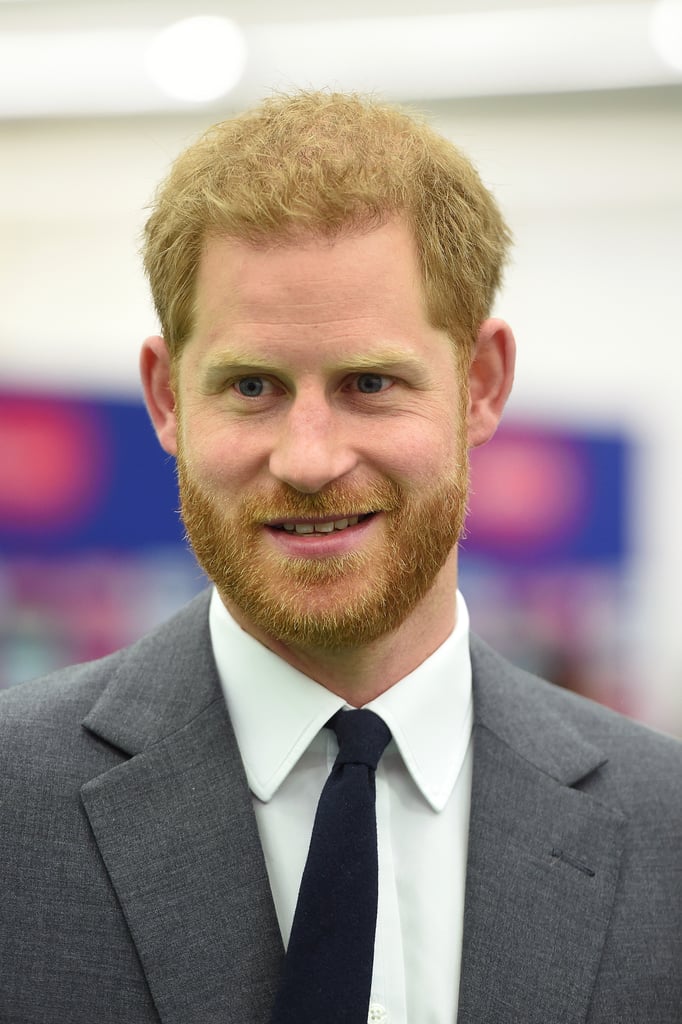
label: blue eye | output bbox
[236,377,265,397]
[356,374,389,394]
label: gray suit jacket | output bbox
[1,590,680,1023]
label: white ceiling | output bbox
[0,0,653,21]
[1,0,680,118]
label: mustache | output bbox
[238,480,403,522]
[176,460,403,524]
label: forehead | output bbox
[193,219,427,327]
[182,218,464,385]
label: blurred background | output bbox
[1,0,681,735]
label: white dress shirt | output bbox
[209,588,473,1024]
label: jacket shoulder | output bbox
[0,653,122,765]
[0,589,213,767]
[470,633,682,814]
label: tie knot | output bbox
[328,709,391,771]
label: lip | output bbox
[263,512,379,558]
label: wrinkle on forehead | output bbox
[195,219,425,315]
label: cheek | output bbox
[179,420,262,492]
[368,420,465,486]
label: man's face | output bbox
[172,219,471,650]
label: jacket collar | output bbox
[81,590,283,1024]
[469,633,608,785]
[457,636,626,1024]
[82,589,219,755]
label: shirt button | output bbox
[368,1003,388,1023]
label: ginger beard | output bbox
[176,442,470,652]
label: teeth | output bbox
[280,515,364,535]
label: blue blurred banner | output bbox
[0,389,204,686]
[1,389,632,715]
[1,391,184,552]
[466,423,628,566]
[0,391,629,561]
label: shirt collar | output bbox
[209,588,473,812]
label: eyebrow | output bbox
[199,346,428,390]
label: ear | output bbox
[467,317,516,448]
[140,335,178,456]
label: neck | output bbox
[223,553,459,705]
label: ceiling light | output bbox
[650,0,682,72]
[144,16,247,103]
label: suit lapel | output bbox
[457,638,626,1024]
[80,592,283,1024]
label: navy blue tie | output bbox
[269,708,392,1024]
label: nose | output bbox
[268,394,358,494]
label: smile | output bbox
[269,513,374,535]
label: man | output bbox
[0,92,679,1024]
